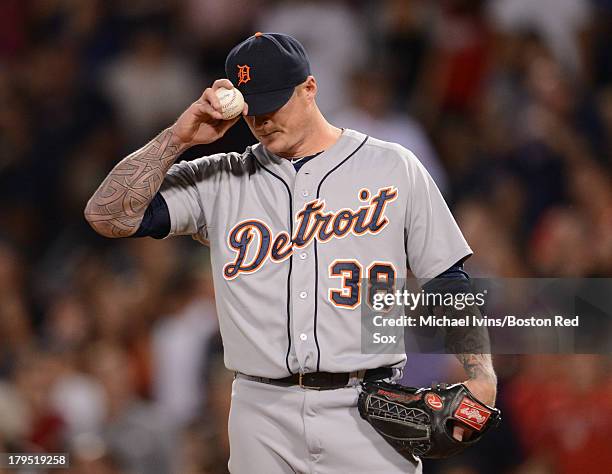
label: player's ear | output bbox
[301,76,317,100]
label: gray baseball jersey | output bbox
[160,128,471,379]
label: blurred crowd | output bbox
[0,1,610,473]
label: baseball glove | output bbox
[358,381,501,459]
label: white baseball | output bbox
[215,87,245,120]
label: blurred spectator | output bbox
[152,268,218,428]
[102,26,200,145]
[333,68,448,192]
[371,0,433,104]
[49,369,105,441]
[17,37,113,252]
[43,295,92,351]
[455,199,524,277]
[11,351,65,452]
[0,242,33,377]
[506,355,612,474]
[486,0,593,78]
[181,0,263,79]
[182,0,261,43]
[0,381,30,451]
[529,208,594,276]
[256,0,367,115]
[417,0,491,124]
[89,342,177,474]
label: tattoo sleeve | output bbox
[446,327,496,381]
[427,295,497,383]
[84,129,184,238]
[444,305,496,382]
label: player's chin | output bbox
[260,132,284,152]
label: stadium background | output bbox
[0,0,611,473]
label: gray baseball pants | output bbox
[228,375,422,474]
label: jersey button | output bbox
[299,252,307,260]
[299,291,308,299]
[301,190,309,198]
[300,333,308,341]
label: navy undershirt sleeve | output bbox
[422,261,471,294]
[132,192,171,239]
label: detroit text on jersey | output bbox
[223,186,398,280]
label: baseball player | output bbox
[85,33,497,473]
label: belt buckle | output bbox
[298,372,321,390]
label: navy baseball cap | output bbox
[225,32,311,116]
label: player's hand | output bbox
[169,79,249,147]
[452,378,497,441]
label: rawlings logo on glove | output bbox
[358,381,501,460]
[454,397,491,430]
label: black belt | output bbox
[237,367,393,390]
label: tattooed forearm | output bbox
[84,129,185,238]
[455,352,496,382]
[429,302,497,383]
[445,312,497,383]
